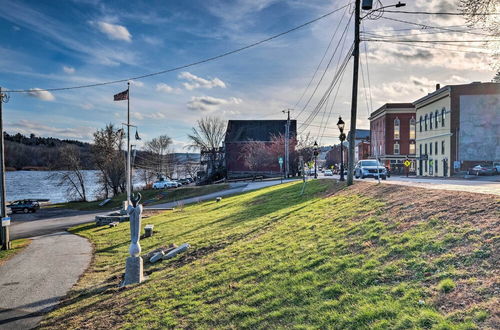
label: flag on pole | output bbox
[113,89,128,101]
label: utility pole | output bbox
[283,109,291,178]
[347,0,361,186]
[0,87,11,250]
[126,82,131,205]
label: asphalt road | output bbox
[0,232,92,330]
[319,174,500,195]
[9,209,103,240]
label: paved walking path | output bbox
[0,232,92,330]
[147,180,296,209]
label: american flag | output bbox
[113,89,128,101]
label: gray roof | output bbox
[347,129,370,141]
[225,120,297,143]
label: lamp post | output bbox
[337,117,346,182]
[313,141,319,179]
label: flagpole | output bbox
[127,82,131,206]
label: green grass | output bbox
[0,238,31,265]
[41,180,499,329]
[48,184,230,211]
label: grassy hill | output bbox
[41,180,499,329]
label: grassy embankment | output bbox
[48,184,230,211]
[41,180,499,329]
[0,238,31,265]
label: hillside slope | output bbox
[41,181,499,329]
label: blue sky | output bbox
[0,0,497,150]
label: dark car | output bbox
[8,200,40,213]
[468,164,497,176]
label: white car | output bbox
[153,180,181,189]
[324,169,333,176]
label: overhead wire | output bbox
[382,10,500,16]
[6,3,351,93]
[294,11,354,121]
[293,3,350,109]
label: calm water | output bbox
[5,170,147,203]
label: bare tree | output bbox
[187,116,226,180]
[183,161,201,180]
[240,140,272,175]
[143,135,173,178]
[92,124,126,198]
[50,145,88,201]
[460,0,499,69]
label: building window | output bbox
[441,108,446,127]
[435,110,439,127]
[442,141,445,154]
[425,143,428,155]
[430,113,433,130]
[394,118,400,140]
[435,159,438,174]
[425,114,428,131]
[425,160,428,172]
[394,142,400,155]
[430,142,434,155]
[435,141,438,155]
[419,143,422,155]
[419,116,423,132]
[409,141,416,154]
[410,118,416,139]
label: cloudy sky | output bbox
[0,0,497,150]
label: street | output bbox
[319,173,500,196]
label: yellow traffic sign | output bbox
[404,160,411,167]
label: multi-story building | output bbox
[414,82,500,177]
[369,103,416,174]
[347,129,370,162]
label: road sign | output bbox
[403,160,411,167]
[278,157,283,165]
[2,217,10,227]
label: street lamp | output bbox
[337,116,346,182]
[313,141,319,179]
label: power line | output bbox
[293,3,350,109]
[382,41,493,55]
[294,12,354,120]
[379,16,495,37]
[7,3,351,93]
[364,39,500,43]
[383,10,500,16]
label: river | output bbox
[5,170,147,203]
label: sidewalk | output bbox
[0,232,92,329]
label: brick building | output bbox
[224,120,297,178]
[414,82,500,177]
[369,103,416,174]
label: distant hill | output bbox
[3,133,200,171]
[4,133,94,170]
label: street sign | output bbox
[2,217,10,227]
[403,160,411,167]
[278,157,283,165]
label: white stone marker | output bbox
[122,193,145,286]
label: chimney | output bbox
[436,83,440,90]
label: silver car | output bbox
[354,160,387,180]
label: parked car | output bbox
[8,200,40,213]
[324,169,333,176]
[468,164,497,176]
[354,160,387,180]
[152,180,181,189]
[178,178,190,185]
[493,162,500,173]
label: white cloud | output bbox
[95,21,132,42]
[129,80,144,87]
[63,65,75,74]
[156,83,181,94]
[8,119,94,140]
[131,111,167,120]
[179,72,226,90]
[187,96,242,111]
[27,88,55,101]
[80,103,94,110]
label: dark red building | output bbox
[369,103,416,174]
[224,120,297,178]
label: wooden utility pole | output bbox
[0,87,11,250]
[347,0,361,185]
